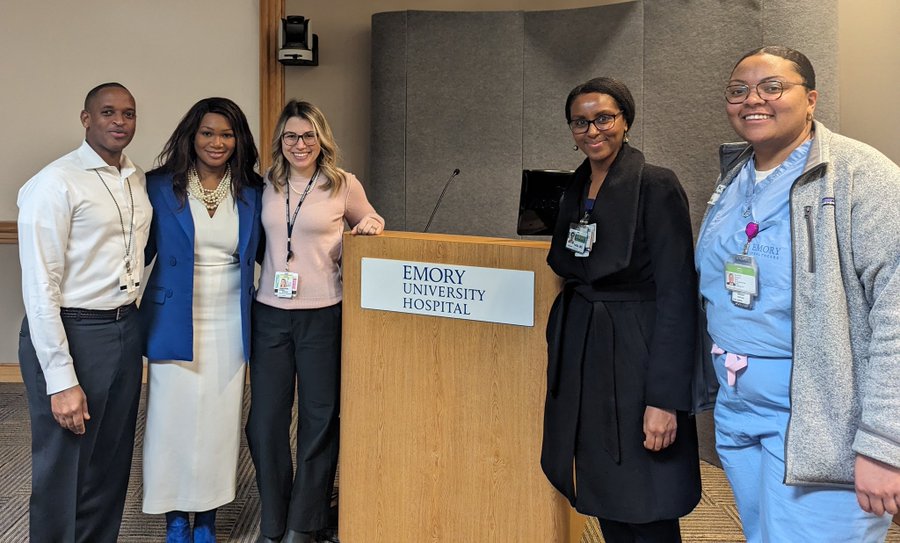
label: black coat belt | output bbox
[542,281,655,502]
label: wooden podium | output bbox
[339,231,585,542]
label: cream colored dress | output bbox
[142,192,245,513]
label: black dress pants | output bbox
[18,312,143,543]
[598,517,683,543]
[246,301,341,538]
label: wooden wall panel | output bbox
[260,0,285,173]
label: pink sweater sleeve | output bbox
[343,173,384,229]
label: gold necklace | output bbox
[187,165,232,210]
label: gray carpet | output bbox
[0,383,264,542]
[1,383,897,542]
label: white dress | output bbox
[142,192,246,514]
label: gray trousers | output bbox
[19,312,143,543]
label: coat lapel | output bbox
[587,144,644,276]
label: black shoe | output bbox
[316,528,340,543]
[281,530,315,543]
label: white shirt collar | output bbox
[75,139,137,178]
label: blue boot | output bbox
[193,509,217,543]
[166,511,192,543]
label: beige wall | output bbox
[0,0,260,220]
[0,0,259,365]
[284,0,899,184]
[838,0,900,162]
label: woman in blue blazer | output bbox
[139,97,263,543]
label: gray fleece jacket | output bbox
[708,122,900,486]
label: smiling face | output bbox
[569,92,627,171]
[81,86,136,167]
[726,53,817,165]
[281,116,320,178]
[193,112,235,176]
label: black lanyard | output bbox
[284,169,319,265]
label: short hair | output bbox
[733,46,817,90]
[83,82,130,110]
[565,77,636,129]
[149,97,261,204]
[268,100,345,195]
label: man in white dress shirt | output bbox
[17,82,152,543]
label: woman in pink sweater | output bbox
[247,100,384,543]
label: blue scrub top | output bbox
[696,141,812,358]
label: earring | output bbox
[623,132,629,143]
[807,112,813,122]
[573,145,578,151]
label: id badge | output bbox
[574,223,596,257]
[724,254,758,309]
[567,223,594,254]
[274,271,299,299]
[119,272,139,293]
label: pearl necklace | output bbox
[187,165,232,210]
[287,174,316,194]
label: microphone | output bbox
[423,168,460,233]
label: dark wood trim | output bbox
[0,221,16,244]
[260,0,285,174]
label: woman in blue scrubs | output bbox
[696,46,900,542]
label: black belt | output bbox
[547,282,656,394]
[545,281,656,468]
[60,302,136,321]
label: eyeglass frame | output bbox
[724,80,809,104]
[568,112,623,134]
[281,131,318,146]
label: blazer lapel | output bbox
[236,186,254,258]
[160,175,194,242]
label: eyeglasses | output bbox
[724,80,808,104]
[568,112,622,134]
[281,131,318,146]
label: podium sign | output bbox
[360,257,535,326]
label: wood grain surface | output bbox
[339,231,584,542]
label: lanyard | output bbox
[284,169,319,266]
[581,178,596,224]
[94,170,135,274]
[580,200,594,225]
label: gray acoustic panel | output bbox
[370,11,409,230]
[523,2,644,172]
[370,1,841,240]
[762,0,839,129]
[405,11,524,236]
[644,0,762,233]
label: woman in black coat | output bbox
[542,77,701,543]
